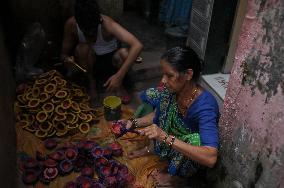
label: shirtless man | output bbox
[61,0,143,103]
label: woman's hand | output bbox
[138,124,167,142]
[118,119,133,130]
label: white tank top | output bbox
[77,24,118,55]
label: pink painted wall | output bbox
[217,0,284,187]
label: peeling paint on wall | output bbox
[242,0,284,102]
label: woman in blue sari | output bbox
[126,46,219,185]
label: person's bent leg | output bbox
[112,48,128,68]
[74,43,98,103]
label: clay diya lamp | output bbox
[36,151,46,161]
[62,142,75,149]
[111,121,127,138]
[65,148,78,161]
[103,175,117,188]
[64,181,77,188]
[23,157,38,169]
[43,167,58,180]
[83,140,97,151]
[76,140,86,149]
[108,159,119,167]
[59,160,73,175]
[49,150,65,161]
[102,147,112,159]
[118,164,129,177]
[91,146,103,159]
[124,173,135,185]
[73,156,85,172]
[76,176,93,188]
[44,158,58,168]
[117,172,135,188]
[44,138,58,150]
[109,142,123,157]
[111,164,119,176]
[94,157,108,168]
[92,182,104,188]
[81,166,94,178]
[22,169,38,185]
[99,166,112,178]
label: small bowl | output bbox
[76,176,93,188]
[73,157,85,172]
[44,138,58,150]
[64,181,77,188]
[22,169,38,185]
[83,140,97,151]
[94,157,108,168]
[65,148,78,161]
[111,121,127,138]
[43,167,58,180]
[59,160,73,175]
[81,166,94,178]
[49,150,65,161]
[93,182,104,188]
[118,164,129,176]
[91,147,103,158]
[23,157,38,169]
[109,142,123,157]
[44,159,57,168]
[103,176,117,187]
[99,166,112,178]
[102,147,112,159]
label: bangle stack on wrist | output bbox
[168,135,176,147]
[162,134,176,147]
[162,134,169,143]
[129,118,138,129]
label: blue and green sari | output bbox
[140,86,219,177]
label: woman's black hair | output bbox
[161,46,203,81]
[74,0,102,35]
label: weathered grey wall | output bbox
[0,27,16,188]
[212,0,284,187]
[3,0,72,62]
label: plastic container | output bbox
[103,96,122,121]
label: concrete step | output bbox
[133,76,161,92]
[130,51,163,82]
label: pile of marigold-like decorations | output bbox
[19,139,134,188]
[14,70,102,138]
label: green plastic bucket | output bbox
[103,96,122,121]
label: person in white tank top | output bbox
[61,0,143,105]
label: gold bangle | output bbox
[168,135,175,147]
[162,134,169,143]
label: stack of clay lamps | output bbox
[19,140,134,187]
[15,70,103,139]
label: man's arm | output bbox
[103,16,143,80]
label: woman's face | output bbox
[160,59,187,93]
